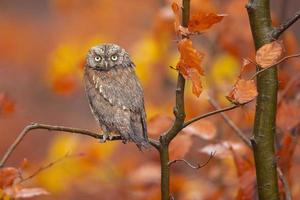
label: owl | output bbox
[84,43,149,150]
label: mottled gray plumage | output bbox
[84,43,149,150]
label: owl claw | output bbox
[108,135,114,140]
[99,133,108,143]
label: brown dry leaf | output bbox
[147,115,173,136]
[255,41,284,68]
[227,79,258,104]
[183,119,217,140]
[277,101,300,131]
[177,38,205,75]
[14,187,49,199]
[0,93,15,115]
[188,12,225,33]
[169,134,192,160]
[0,167,19,188]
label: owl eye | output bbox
[94,56,101,62]
[111,55,118,61]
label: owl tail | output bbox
[129,133,151,151]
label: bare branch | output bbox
[250,53,300,80]
[272,10,300,39]
[0,123,159,168]
[168,151,215,169]
[182,104,240,129]
[208,97,251,147]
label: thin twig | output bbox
[182,104,240,129]
[208,97,251,147]
[168,151,215,169]
[0,123,159,168]
[277,167,292,200]
[272,10,300,39]
[250,53,300,80]
[19,153,79,183]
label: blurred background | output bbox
[0,0,299,199]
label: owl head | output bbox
[86,43,133,71]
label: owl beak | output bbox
[104,61,108,69]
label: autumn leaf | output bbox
[0,93,15,115]
[227,79,258,104]
[0,167,19,189]
[188,12,225,33]
[171,2,181,33]
[188,68,203,97]
[255,41,284,68]
[183,119,217,140]
[177,39,205,97]
[177,38,204,75]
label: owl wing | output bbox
[97,68,148,144]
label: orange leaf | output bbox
[189,68,203,97]
[0,93,15,115]
[0,167,19,188]
[177,38,205,75]
[171,2,181,33]
[183,119,216,140]
[188,12,225,32]
[227,79,258,104]
[255,41,284,68]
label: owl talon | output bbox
[99,134,108,143]
[108,135,114,140]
